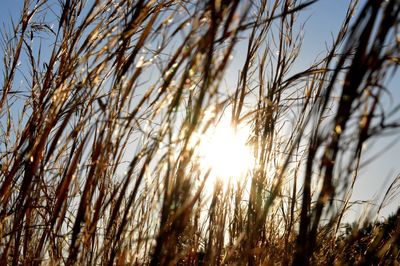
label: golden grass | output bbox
[0,0,399,265]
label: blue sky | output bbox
[1,0,399,221]
[300,0,400,220]
[0,1,23,25]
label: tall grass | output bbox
[1,0,399,265]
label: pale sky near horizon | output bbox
[1,0,399,222]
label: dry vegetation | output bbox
[1,0,400,265]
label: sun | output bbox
[195,119,254,183]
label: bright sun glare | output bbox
[195,119,254,182]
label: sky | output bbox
[1,0,399,222]
[226,0,400,222]
[300,0,400,221]
[308,1,400,221]
[0,0,23,25]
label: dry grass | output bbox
[1,0,400,265]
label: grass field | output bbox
[0,0,399,265]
